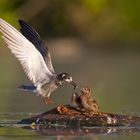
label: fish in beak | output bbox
[70,81,77,89]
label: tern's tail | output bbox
[18,85,37,93]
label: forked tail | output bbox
[18,85,37,93]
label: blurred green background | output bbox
[0,0,140,114]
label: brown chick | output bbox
[80,87,99,113]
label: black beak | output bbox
[70,81,77,89]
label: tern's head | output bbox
[57,73,77,88]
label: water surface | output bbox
[1,50,140,139]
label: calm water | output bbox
[0,112,140,140]
[0,113,140,140]
[1,45,140,139]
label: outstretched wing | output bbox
[18,20,55,74]
[0,18,53,86]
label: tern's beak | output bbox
[70,81,77,89]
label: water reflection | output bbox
[0,112,140,139]
[27,126,140,136]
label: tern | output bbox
[0,18,77,104]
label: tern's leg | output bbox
[42,96,53,105]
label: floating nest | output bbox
[19,88,140,129]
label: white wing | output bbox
[0,18,53,86]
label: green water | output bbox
[0,121,140,140]
[0,113,140,140]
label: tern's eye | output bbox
[67,77,72,81]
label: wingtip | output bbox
[18,19,22,23]
[18,19,26,25]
